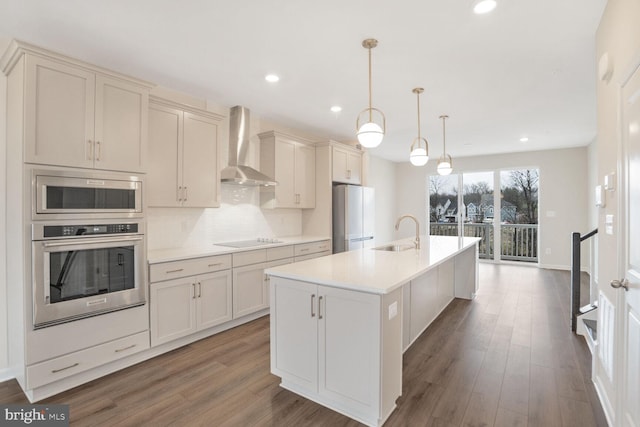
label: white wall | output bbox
[367,155,398,245]
[394,146,590,270]
[0,36,9,379]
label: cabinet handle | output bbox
[347,169,351,179]
[318,296,323,319]
[51,362,79,374]
[311,294,316,317]
[177,186,183,202]
[86,140,93,160]
[208,262,223,267]
[264,274,270,283]
[115,344,136,353]
[184,186,188,201]
[192,283,197,299]
[300,248,310,252]
[96,141,101,161]
[165,268,184,274]
[197,282,202,298]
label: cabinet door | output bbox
[346,151,362,185]
[196,270,232,330]
[318,285,380,412]
[295,144,315,208]
[409,268,438,343]
[232,263,268,318]
[182,112,220,207]
[148,104,182,207]
[94,75,148,172]
[274,139,296,207]
[24,55,95,168]
[270,278,318,390]
[150,278,197,346]
[332,147,348,183]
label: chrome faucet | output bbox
[395,214,420,249]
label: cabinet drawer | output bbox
[267,245,294,261]
[149,254,231,283]
[26,331,149,389]
[232,249,267,267]
[295,250,332,263]
[294,240,331,257]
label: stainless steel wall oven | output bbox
[30,169,146,329]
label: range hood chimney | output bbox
[221,106,277,186]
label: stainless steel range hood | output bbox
[221,106,277,186]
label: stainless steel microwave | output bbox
[32,169,143,220]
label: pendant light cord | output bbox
[416,92,422,139]
[368,46,373,122]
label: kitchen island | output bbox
[265,235,479,427]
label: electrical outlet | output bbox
[388,301,398,320]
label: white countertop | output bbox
[265,236,480,295]
[147,235,331,264]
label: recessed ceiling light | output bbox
[473,0,497,14]
[520,137,529,142]
[330,106,342,113]
[265,74,280,83]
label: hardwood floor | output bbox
[0,264,607,426]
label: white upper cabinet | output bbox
[332,144,362,185]
[259,131,316,209]
[147,98,224,208]
[22,53,149,172]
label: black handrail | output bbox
[571,228,598,332]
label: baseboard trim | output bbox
[0,366,16,382]
[593,375,615,427]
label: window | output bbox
[429,168,539,263]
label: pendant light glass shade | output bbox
[356,39,385,148]
[437,115,453,175]
[409,88,429,166]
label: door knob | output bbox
[610,278,629,291]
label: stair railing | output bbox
[571,228,598,332]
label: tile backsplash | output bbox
[147,185,302,250]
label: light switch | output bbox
[546,210,557,218]
[606,214,614,235]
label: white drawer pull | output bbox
[208,263,223,267]
[51,362,79,373]
[300,248,310,252]
[165,268,184,274]
[115,344,136,353]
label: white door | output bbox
[232,263,268,318]
[150,278,197,346]
[147,104,182,207]
[618,62,640,427]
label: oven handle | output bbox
[42,235,144,248]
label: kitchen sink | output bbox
[373,243,416,252]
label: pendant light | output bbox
[356,39,386,148]
[409,88,429,166]
[437,115,453,175]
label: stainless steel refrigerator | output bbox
[332,184,375,253]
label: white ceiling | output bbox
[0,0,607,163]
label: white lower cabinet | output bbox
[232,262,269,319]
[150,269,232,347]
[271,277,401,426]
[26,331,149,389]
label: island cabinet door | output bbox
[318,285,381,416]
[271,278,319,390]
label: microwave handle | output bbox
[42,235,144,248]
